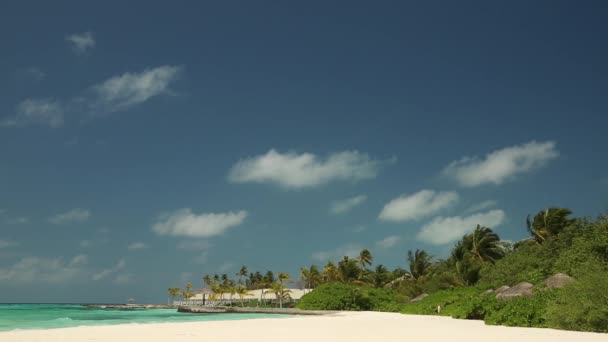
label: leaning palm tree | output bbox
[235,286,252,306]
[372,265,389,288]
[407,249,433,281]
[167,287,181,305]
[527,207,574,243]
[357,249,373,270]
[465,225,505,263]
[270,282,292,308]
[237,265,248,285]
[277,272,290,285]
[322,261,338,282]
[202,274,213,288]
[300,266,311,291]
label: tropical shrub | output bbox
[484,291,557,327]
[479,243,553,287]
[400,286,486,317]
[545,264,608,332]
[297,282,399,311]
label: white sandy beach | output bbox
[1,312,605,342]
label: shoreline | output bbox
[1,312,605,342]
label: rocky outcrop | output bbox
[496,282,534,301]
[544,273,575,289]
[494,285,511,294]
[410,293,429,302]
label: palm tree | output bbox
[211,283,224,304]
[202,274,213,287]
[235,286,252,306]
[407,249,433,281]
[337,256,360,283]
[322,261,338,282]
[270,282,292,308]
[527,207,574,243]
[465,225,505,263]
[237,265,248,285]
[300,266,311,291]
[357,249,373,269]
[185,282,193,299]
[372,264,389,288]
[300,265,321,292]
[167,287,181,305]
[278,272,290,284]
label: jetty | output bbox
[177,306,336,316]
[83,304,175,309]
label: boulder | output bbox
[544,273,575,289]
[496,282,534,301]
[481,289,494,295]
[410,293,429,302]
[494,285,511,294]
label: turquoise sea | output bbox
[0,304,286,331]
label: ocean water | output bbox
[0,304,286,331]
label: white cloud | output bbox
[312,243,362,262]
[417,209,506,245]
[376,235,401,249]
[193,252,209,264]
[152,209,247,238]
[463,200,498,214]
[0,239,18,249]
[443,141,559,187]
[127,242,148,250]
[49,208,91,225]
[228,149,390,189]
[1,98,64,128]
[79,238,109,248]
[180,272,193,283]
[379,190,459,222]
[65,31,95,54]
[113,273,133,285]
[92,65,181,111]
[330,195,367,214]
[5,217,29,224]
[177,240,212,250]
[352,225,366,233]
[21,67,46,82]
[218,261,235,273]
[92,259,126,281]
[0,254,88,284]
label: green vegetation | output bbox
[170,208,608,333]
[297,283,403,311]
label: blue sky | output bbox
[1,1,607,303]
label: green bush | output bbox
[400,286,485,317]
[484,291,557,327]
[479,243,553,287]
[545,265,608,332]
[297,282,400,311]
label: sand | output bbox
[1,311,605,342]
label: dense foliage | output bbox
[297,282,404,311]
[172,208,608,333]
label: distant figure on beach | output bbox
[437,305,441,314]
